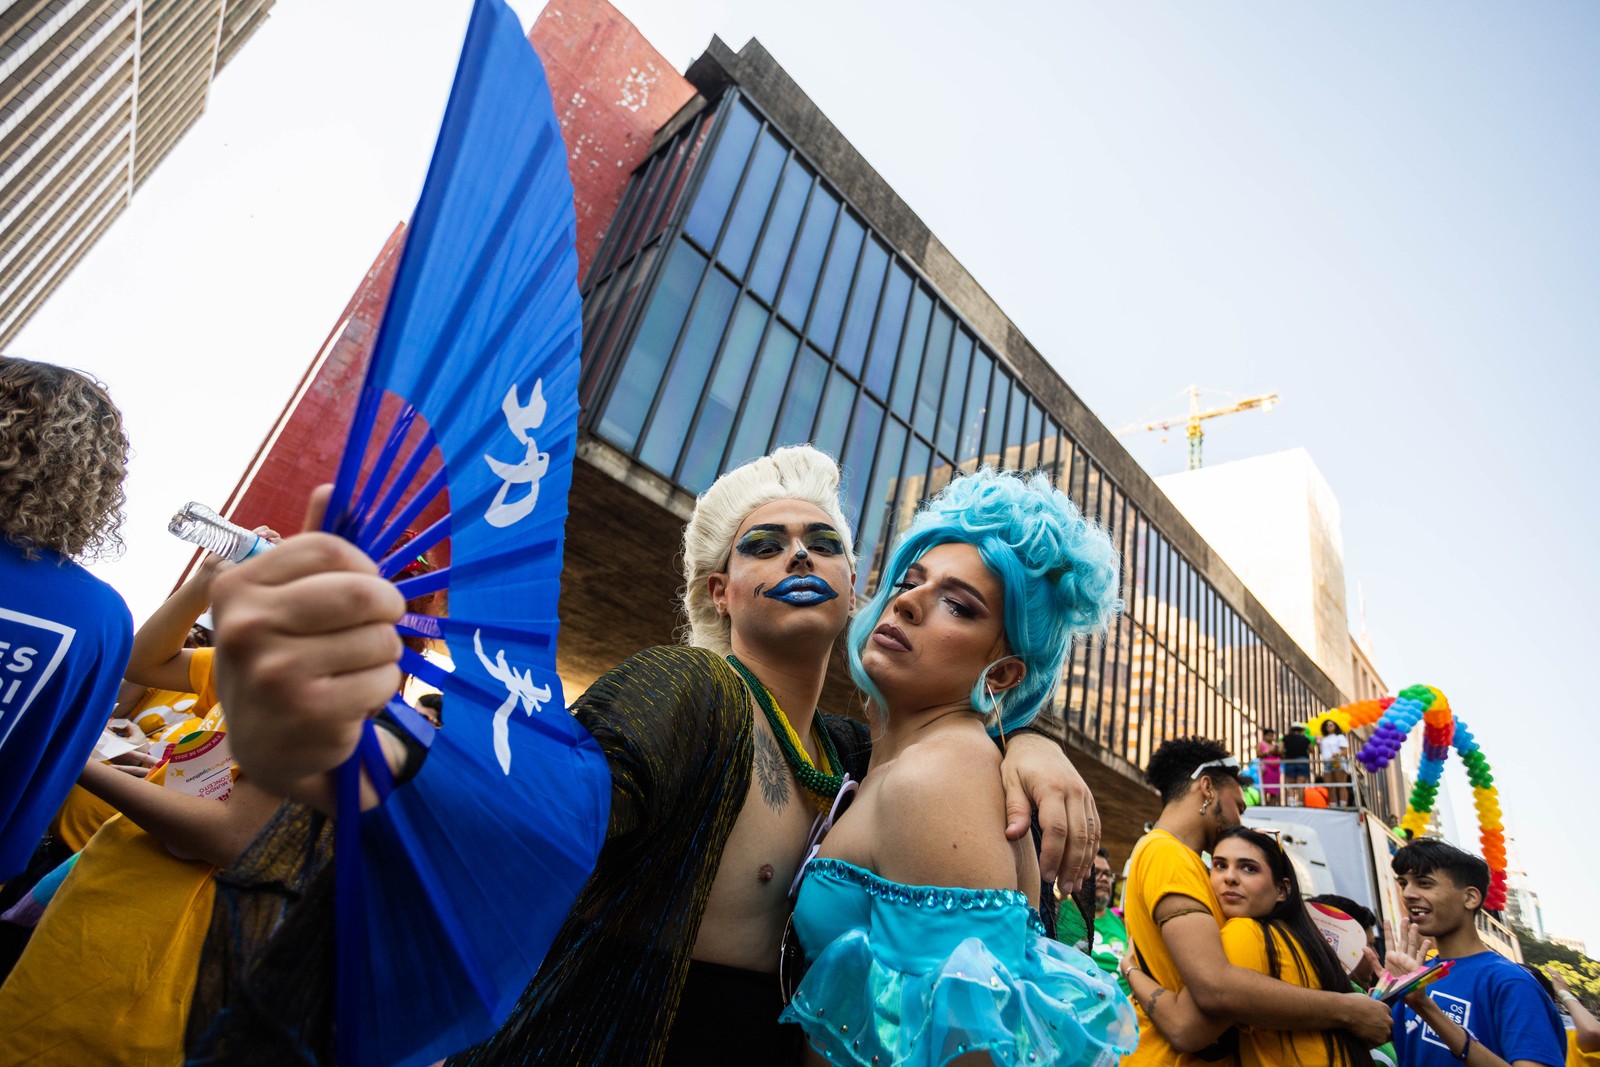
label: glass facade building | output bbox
[577,84,1348,777]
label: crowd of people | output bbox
[1246,720,1352,808]
[1,352,1595,1067]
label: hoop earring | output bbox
[985,676,1006,747]
[1200,801,1211,816]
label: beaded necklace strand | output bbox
[726,655,843,811]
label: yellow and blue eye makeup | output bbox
[734,522,846,559]
[734,527,788,557]
[801,524,846,556]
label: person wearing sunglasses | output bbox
[1124,826,1373,1066]
[1119,738,1393,1066]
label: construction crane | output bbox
[1114,385,1280,470]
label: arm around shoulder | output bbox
[1163,910,1392,1044]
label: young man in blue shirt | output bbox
[1387,839,1563,1067]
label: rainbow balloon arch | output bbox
[1305,684,1507,911]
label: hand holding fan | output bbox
[1371,959,1454,1003]
[318,3,610,1064]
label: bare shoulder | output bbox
[873,727,1013,891]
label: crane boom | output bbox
[1114,385,1280,470]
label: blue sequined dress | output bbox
[780,858,1138,1066]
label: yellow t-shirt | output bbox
[1571,1030,1600,1067]
[1125,828,1231,1067]
[1221,917,1338,1067]
[48,785,119,853]
[0,809,217,1065]
[50,659,215,851]
[0,679,229,1067]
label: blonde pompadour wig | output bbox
[680,445,855,655]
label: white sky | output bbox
[14,0,1599,953]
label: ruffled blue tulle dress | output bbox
[780,857,1138,1066]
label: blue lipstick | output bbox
[763,575,838,606]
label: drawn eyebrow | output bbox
[942,576,989,608]
[803,523,840,535]
[900,562,990,608]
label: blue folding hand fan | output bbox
[320,3,609,1065]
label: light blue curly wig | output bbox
[847,468,1122,737]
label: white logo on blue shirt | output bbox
[1421,991,1471,1050]
[0,607,76,736]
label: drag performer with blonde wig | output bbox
[782,468,1138,1066]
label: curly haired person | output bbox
[0,356,133,879]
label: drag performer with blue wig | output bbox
[780,468,1138,1066]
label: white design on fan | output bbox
[483,380,550,528]
[474,628,552,774]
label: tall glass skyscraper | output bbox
[0,0,274,346]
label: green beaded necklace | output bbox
[727,655,844,810]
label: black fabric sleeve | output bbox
[571,645,747,839]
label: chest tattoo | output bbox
[754,728,791,812]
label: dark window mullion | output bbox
[695,111,767,264]
[796,200,847,343]
[581,234,668,429]
[602,130,678,284]
[927,313,961,473]
[585,164,649,292]
[795,201,851,442]
[815,217,875,468]
[1187,565,1200,738]
[833,251,904,563]
[897,286,937,481]
[1171,543,1184,742]
[1203,582,1216,743]
[628,246,715,462]
[710,141,810,478]
[757,172,826,454]
[959,352,993,470]
[640,111,712,251]
[1134,524,1156,765]
[1083,468,1107,734]
[1213,587,1225,746]
[671,260,758,486]
[1088,489,1126,748]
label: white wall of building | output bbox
[1157,448,1355,697]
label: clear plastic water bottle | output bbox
[168,502,271,563]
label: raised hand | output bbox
[212,486,405,803]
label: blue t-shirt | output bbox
[0,540,132,879]
[1392,948,1564,1067]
